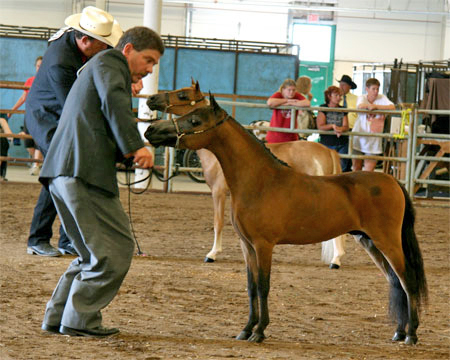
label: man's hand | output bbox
[125,147,153,168]
[131,80,143,96]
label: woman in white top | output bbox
[352,78,395,172]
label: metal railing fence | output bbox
[1,81,448,198]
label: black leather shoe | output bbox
[42,323,60,334]
[58,244,78,256]
[60,325,120,337]
[27,243,61,257]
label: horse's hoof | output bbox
[392,331,406,342]
[248,332,265,343]
[329,263,340,269]
[204,257,215,263]
[236,331,252,340]
[405,335,418,345]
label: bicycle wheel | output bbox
[183,149,205,183]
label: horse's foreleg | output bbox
[204,188,226,262]
[247,245,273,343]
[236,239,259,341]
[236,266,259,341]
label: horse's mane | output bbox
[230,116,290,168]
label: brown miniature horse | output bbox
[145,96,427,345]
[147,80,346,268]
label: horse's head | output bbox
[145,94,228,150]
[146,79,208,116]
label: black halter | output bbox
[172,114,231,148]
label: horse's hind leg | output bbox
[355,234,408,341]
[379,239,424,345]
[354,234,390,280]
[356,233,420,345]
[328,235,346,269]
[204,187,226,262]
[236,238,260,341]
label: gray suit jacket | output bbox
[40,49,144,196]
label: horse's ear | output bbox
[195,80,200,91]
[191,77,195,86]
[209,92,220,111]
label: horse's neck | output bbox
[206,118,281,193]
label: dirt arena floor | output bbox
[0,182,449,360]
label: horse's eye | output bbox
[177,92,188,101]
[190,117,200,126]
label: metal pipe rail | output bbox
[191,99,449,197]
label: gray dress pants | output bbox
[43,176,134,330]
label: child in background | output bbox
[266,78,310,143]
[352,78,395,172]
[8,56,43,175]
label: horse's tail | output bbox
[388,184,428,323]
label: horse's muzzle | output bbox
[144,123,177,148]
[146,95,166,111]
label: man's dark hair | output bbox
[73,30,95,41]
[115,26,165,55]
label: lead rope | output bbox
[118,161,180,256]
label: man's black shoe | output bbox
[27,243,61,257]
[60,325,120,337]
[42,323,60,334]
[58,244,78,256]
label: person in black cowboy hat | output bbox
[337,75,358,131]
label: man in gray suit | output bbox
[39,26,164,337]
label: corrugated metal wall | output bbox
[0,37,48,158]
[1,37,299,159]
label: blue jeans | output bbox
[27,185,70,247]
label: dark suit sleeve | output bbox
[93,53,144,155]
[47,63,78,108]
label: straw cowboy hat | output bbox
[64,6,122,47]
